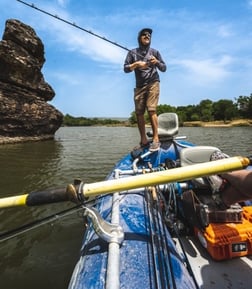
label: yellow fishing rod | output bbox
[78,156,251,197]
[0,187,77,208]
[0,156,250,209]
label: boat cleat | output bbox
[83,207,124,244]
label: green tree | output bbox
[176,105,199,121]
[156,104,176,115]
[129,111,149,124]
[235,94,252,118]
[128,94,252,125]
[212,99,238,121]
[198,99,213,121]
[129,111,138,125]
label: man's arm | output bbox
[124,50,148,72]
[151,50,166,72]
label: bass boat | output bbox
[10,3,251,286]
[1,113,251,288]
[67,113,252,289]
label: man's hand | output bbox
[149,56,159,66]
[129,61,148,70]
[136,61,148,69]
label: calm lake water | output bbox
[0,126,251,289]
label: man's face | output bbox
[140,32,151,45]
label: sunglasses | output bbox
[141,32,151,37]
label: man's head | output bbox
[138,28,152,47]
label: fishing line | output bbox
[0,204,84,243]
[0,191,113,243]
[16,0,135,54]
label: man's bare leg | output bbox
[149,111,159,143]
[136,113,149,145]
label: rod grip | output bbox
[26,188,68,206]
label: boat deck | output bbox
[69,113,252,289]
[176,236,252,288]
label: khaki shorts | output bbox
[134,81,160,114]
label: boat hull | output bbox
[68,118,252,289]
[69,140,198,289]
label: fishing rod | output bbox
[0,204,83,242]
[16,0,133,54]
[0,156,251,209]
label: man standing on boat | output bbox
[124,28,166,151]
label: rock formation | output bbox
[0,19,63,144]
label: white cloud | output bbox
[173,55,232,85]
[29,3,125,66]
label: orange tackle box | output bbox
[195,206,252,261]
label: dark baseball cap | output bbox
[138,28,152,36]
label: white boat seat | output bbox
[180,146,222,166]
[180,146,223,187]
[147,113,179,139]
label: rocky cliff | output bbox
[0,19,63,144]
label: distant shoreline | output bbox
[1,119,251,145]
[182,119,252,127]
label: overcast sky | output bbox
[1,0,252,117]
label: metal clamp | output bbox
[132,150,153,172]
[84,207,124,244]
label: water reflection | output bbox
[0,140,63,196]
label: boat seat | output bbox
[180,146,222,166]
[180,146,223,187]
[147,113,179,139]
